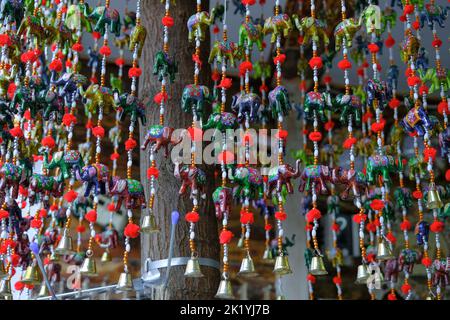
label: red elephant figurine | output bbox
[174,162,207,200]
[141,125,184,157]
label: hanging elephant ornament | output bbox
[227,165,264,201]
[231,92,261,124]
[109,177,146,211]
[400,33,420,62]
[50,71,87,105]
[381,6,397,33]
[43,150,85,183]
[330,167,369,200]
[174,162,207,200]
[153,51,178,83]
[83,84,117,114]
[332,94,362,125]
[263,13,293,43]
[181,84,214,121]
[304,91,332,122]
[267,160,301,195]
[140,125,183,157]
[239,19,264,52]
[420,3,448,29]
[359,3,382,34]
[75,163,110,197]
[89,5,122,37]
[203,112,238,131]
[0,162,29,200]
[187,9,215,42]
[65,2,93,32]
[398,248,422,274]
[114,91,147,126]
[268,86,292,120]
[415,220,430,246]
[333,18,362,51]
[209,39,242,68]
[129,23,147,58]
[365,79,391,110]
[432,258,450,288]
[439,127,450,158]
[212,186,233,220]
[400,104,434,136]
[29,174,64,208]
[366,154,402,185]
[298,164,332,195]
[393,187,413,210]
[292,15,329,47]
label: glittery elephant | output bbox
[332,94,362,125]
[398,248,421,274]
[202,112,238,131]
[239,20,264,51]
[400,105,434,137]
[187,10,215,42]
[407,155,427,181]
[89,6,122,37]
[366,154,401,185]
[420,3,448,29]
[114,91,147,126]
[415,220,429,246]
[298,165,331,195]
[359,4,382,33]
[263,13,293,43]
[209,39,242,67]
[43,150,85,183]
[109,177,146,211]
[65,3,92,32]
[181,84,214,120]
[292,15,329,47]
[365,78,391,110]
[432,258,450,288]
[439,127,450,158]
[231,92,261,124]
[384,258,401,283]
[212,186,233,219]
[75,164,110,197]
[304,91,332,122]
[174,162,207,200]
[267,160,301,195]
[129,24,147,58]
[153,51,178,83]
[228,166,264,201]
[29,174,64,208]
[333,18,361,51]
[140,125,183,157]
[82,84,116,114]
[268,86,292,120]
[393,187,413,209]
[330,167,369,200]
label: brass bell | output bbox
[100,250,112,263]
[237,237,244,249]
[273,255,292,275]
[262,247,274,261]
[116,272,134,292]
[237,254,258,278]
[184,257,204,278]
[38,281,49,298]
[140,214,160,234]
[376,240,395,261]
[21,265,42,285]
[55,235,75,255]
[355,264,370,284]
[49,251,59,262]
[215,279,235,299]
[426,188,443,210]
[0,279,12,298]
[310,256,328,276]
[80,256,98,277]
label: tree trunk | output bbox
[139,1,220,300]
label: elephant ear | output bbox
[53,151,63,162]
[116,179,127,193]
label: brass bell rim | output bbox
[140,215,161,234]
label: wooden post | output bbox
[139,0,220,300]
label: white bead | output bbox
[126,244,131,252]
[190,231,195,240]
[96,147,101,154]
[90,230,96,237]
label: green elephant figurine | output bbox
[44,150,85,183]
[129,24,147,58]
[153,51,178,83]
[359,4,382,33]
[239,21,264,51]
[292,15,329,47]
[304,91,332,122]
[65,3,92,32]
[202,112,238,132]
[418,68,450,95]
[333,94,362,125]
[252,61,271,80]
[407,155,428,181]
[227,166,264,201]
[187,9,216,42]
[334,18,361,51]
[263,13,293,43]
[268,86,292,119]
[82,84,116,114]
[181,84,214,120]
[110,74,123,94]
[89,6,122,37]
[394,187,413,209]
[381,6,397,33]
[209,39,241,67]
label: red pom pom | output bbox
[125,138,137,151]
[446,169,450,182]
[385,34,395,48]
[49,59,63,72]
[403,4,414,14]
[128,67,142,78]
[260,83,269,93]
[9,126,23,138]
[241,0,256,5]
[275,211,287,221]
[85,210,97,223]
[31,218,43,229]
[239,61,253,75]
[50,204,59,212]
[211,70,220,82]
[407,76,421,87]
[324,120,335,131]
[337,59,352,70]
[218,151,234,164]
[15,281,24,291]
[353,214,367,224]
[21,50,38,63]
[76,225,86,233]
[72,42,84,52]
[419,85,428,96]
[423,147,437,162]
[19,186,28,197]
[386,232,397,244]
[0,34,11,46]
[107,202,116,212]
[62,113,77,127]
[110,152,120,161]
[400,220,412,231]
[185,211,200,223]
[115,58,125,66]
[276,129,288,139]
[371,122,385,133]
[99,45,112,57]
[388,98,401,109]
[401,283,411,294]
[412,190,423,200]
[41,136,55,149]
[273,54,286,65]
[432,38,443,48]
[92,126,105,138]
[332,223,340,232]
[333,276,342,285]
[388,293,397,300]
[0,210,8,220]
[343,137,357,150]
[430,221,445,233]
[154,92,168,104]
[147,167,159,179]
[363,111,373,123]
[370,199,384,211]
[7,82,16,100]
[307,274,316,283]
[437,101,449,115]
[306,208,321,222]
[39,209,48,218]
[297,35,304,45]
[10,254,20,267]
[323,75,332,84]
[162,16,174,27]
[368,43,379,53]
[422,257,432,268]
[309,57,323,69]
[216,77,232,89]
[124,223,140,239]
[412,20,420,30]
[309,131,322,142]
[240,212,254,225]
[219,230,233,244]
[64,190,78,203]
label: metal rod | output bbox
[37,284,118,300]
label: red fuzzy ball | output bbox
[323,75,332,84]
[185,211,200,223]
[307,274,316,283]
[0,209,9,220]
[64,190,78,203]
[9,126,23,138]
[367,43,379,53]
[337,59,352,70]
[41,136,56,149]
[147,167,159,179]
[401,284,411,294]
[309,131,322,142]
[92,126,105,138]
[273,54,286,65]
[343,137,357,150]
[240,212,254,225]
[437,101,449,115]
[49,59,63,72]
[110,152,120,161]
[407,76,421,87]
[324,120,335,131]
[31,218,43,229]
[400,220,412,231]
[128,67,142,78]
[99,45,112,57]
[306,208,321,222]
[370,199,384,211]
[432,38,442,48]
[308,57,323,69]
[275,211,287,221]
[241,0,256,5]
[107,203,117,212]
[423,147,437,162]
[62,113,77,127]
[385,34,395,48]
[125,138,137,151]
[388,98,401,109]
[446,169,450,182]
[371,122,385,133]
[85,210,97,223]
[76,225,86,233]
[15,281,24,291]
[422,257,432,268]
[72,42,84,52]
[219,230,233,244]
[162,16,174,27]
[386,232,397,244]
[353,213,367,224]
[333,276,342,285]
[387,293,397,300]
[216,77,232,89]
[430,221,445,233]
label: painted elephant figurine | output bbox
[153,51,178,83]
[110,74,123,94]
[0,162,28,200]
[304,91,332,122]
[432,258,450,288]
[292,15,329,46]
[334,18,361,51]
[416,47,429,71]
[228,166,264,201]
[366,154,401,185]
[359,4,382,33]
[333,94,362,125]
[38,89,65,124]
[65,3,92,32]
[252,61,271,80]
[331,167,369,200]
[365,79,391,110]
[0,0,24,24]
[89,6,122,37]
[231,92,261,124]
[381,6,397,32]
[398,248,421,274]
[400,33,420,62]
[87,47,100,70]
[298,165,331,195]
[114,92,146,126]
[44,150,85,183]
[141,125,183,157]
[239,21,264,51]
[400,105,433,136]
[29,174,64,208]
[174,162,207,199]
[268,86,292,119]
[209,39,241,67]
[129,24,147,58]
[17,15,46,42]
[75,163,110,197]
[419,68,450,94]
[51,72,87,105]
[95,226,119,250]
[187,10,215,42]
[393,187,413,209]
[181,84,214,120]
[415,220,429,245]
[263,14,293,43]
[384,258,400,283]
[10,85,40,119]
[202,112,238,131]
[439,127,450,158]
[420,3,448,29]
[407,155,427,181]
[83,84,116,114]
[212,186,232,219]
[267,160,301,195]
[109,177,146,211]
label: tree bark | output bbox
[139,1,220,300]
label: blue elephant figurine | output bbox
[231,92,261,124]
[400,105,434,136]
[75,163,110,197]
[415,220,429,246]
[181,84,214,121]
